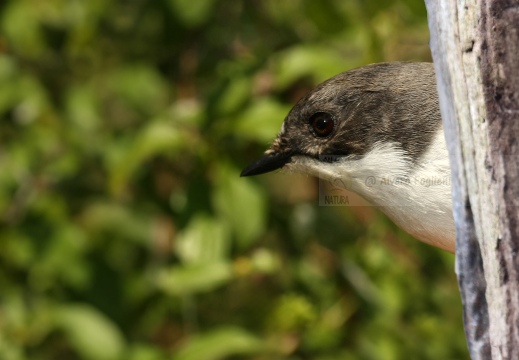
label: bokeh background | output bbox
[0,1,467,359]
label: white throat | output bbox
[287,131,456,252]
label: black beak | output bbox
[240,151,294,177]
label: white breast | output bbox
[287,131,456,252]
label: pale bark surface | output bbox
[425,0,519,359]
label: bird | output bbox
[241,62,455,253]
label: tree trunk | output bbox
[425,1,519,359]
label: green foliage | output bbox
[172,327,265,360]
[55,305,125,360]
[0,0,467,359]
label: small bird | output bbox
[241,62,455,253]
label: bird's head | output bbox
[241,62,440,179]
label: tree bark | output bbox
[425,0,519,359]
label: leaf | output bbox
[269,293,317,332]
[126,344,166,360]
[272,45,349,89]
[234,98,289,144]
[168,0,217,27]
[80,201,153,245]
[54,304,125,360]
[109,65,167,113]
[175,215,230,264]
[1,1,46,57]
[107,120,185,195]
[157,262,232,296]
[173,327,265,360]
[65,85,101,132]
[212,165,267,249]
[214,76,251,115]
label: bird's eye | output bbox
[309,112,334,137]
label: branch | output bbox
[426,0,519,358]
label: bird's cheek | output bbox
[302,144,324,158]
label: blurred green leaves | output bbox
[158,262,232,296]
[107,120,185,195]
[109,65,168,114]
[168,0,218,27]
[272,45,349,89]
[159,214,232,295]
[270,294,317,332]
[0,0,464,359]
[173,327,264,360]
[2,1,45,57]
[175,215,229,265]
[55,305,125,360]
[212,165,266,249]
[234,99,291,144]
